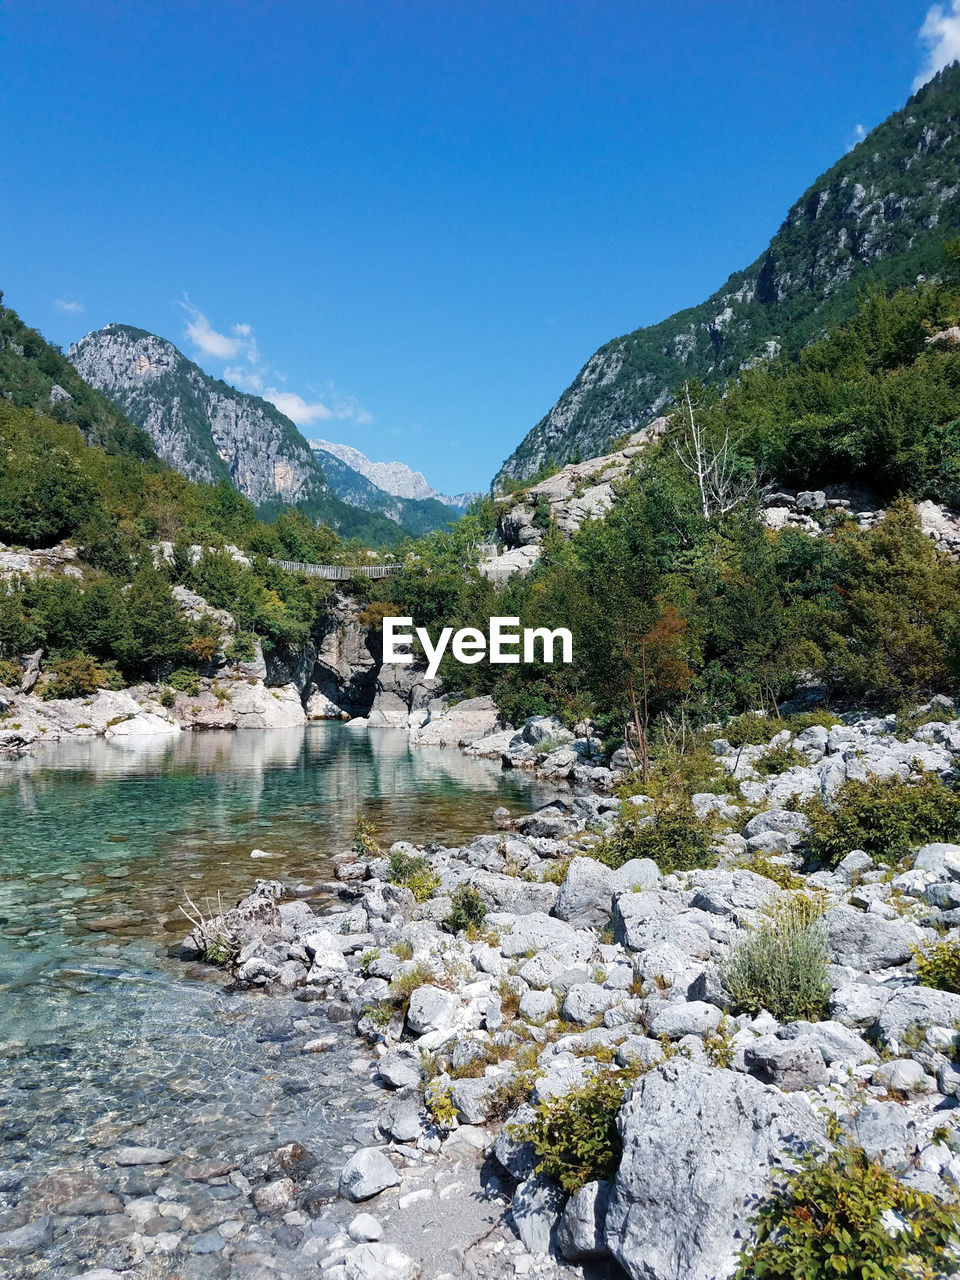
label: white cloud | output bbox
[181,296,373,427]
[847,122,867,152]
[914,0,960,90]
[265,391,334,425]
[54,298,85,313]
[180,297,246,359]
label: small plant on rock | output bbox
[358,948,380,977]
[387,849,440,902]
[446,885,487,934]
[424,1080,458,1130]
[352,813,380,857]
[735,1123,960,1279]
[722,893,830,1023]
[914,939,960,994]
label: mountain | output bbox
[494,62,960,488]
[0,294,155,461]
[307,442,458,537]
[312,439,478,511]
[68,324,408,544]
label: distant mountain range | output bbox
[495,62,960,487]
[311,439,478,510]
[68,325,460,541]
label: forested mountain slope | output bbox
[495,62,960,487]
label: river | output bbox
[0,723,551,1278]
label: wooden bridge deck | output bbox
[269,558,400,580]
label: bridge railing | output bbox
[269,558,400,580]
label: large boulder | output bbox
[875,986,960,1051]
[411,696,502,747]
[500,913,596,966]
[824,905,923,970]
[605,1060,823,1280]
[553,857,614,927]
[405,985,460,1036]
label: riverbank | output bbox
[164,703,960,1280]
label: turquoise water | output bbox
[0,724,549,1275]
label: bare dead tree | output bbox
[674,383,756,519]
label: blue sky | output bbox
[2,1,958,494]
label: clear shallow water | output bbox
[0,725,550,1276]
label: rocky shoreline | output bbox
[139,703,960,1280]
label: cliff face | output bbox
[69,325,460,538]
[495,63,960,487]
[69,324,328,507]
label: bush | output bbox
[596,794,713,875]
[914,939,960,994]
[40,654,123,700]
[169,667,201,696]
[803,772,960,867]
[735,1129,960,1279]
[352,813,380,857]
[0,657,22,688]
[514,1067,637,1192]
[159,688,176,708]
[721,894,830,1023]
[752,744,806,776]
[447,885,487,934]
[388,850,441,903]
[224,631,258,664]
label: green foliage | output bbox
[722,894,831,1023]
[0,657,22,688]
[387,850,441,902]
[168,667,201,695]
[514,1064,648,1192]
[352,813,380,857]
[446,885,488,934]
[0,295,155,457]
[224,631,257,664]
[914,939,960,994]
[735,1130,960,1279]
[803,772,960,867]
[39,654,123,700]
[752,743,806,776]
[597,794,713,875]
[424,1080,458,1130]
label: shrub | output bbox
[169,667,201,696]
[40,654,123,700]
[914,939,960,994]
[596,794,713,875]
[721,894,830,1023]
[514,1067,637,1192]
[388,849,441,903]
[352,813,380,857]
[447,885,487,934]
[0,657,22,688]
[803,772,960,867]
[159,688,176,708]
[752,744,806,776]
[735,1129,960,1279]
[736,854,804,891]
[224,631,258,664]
